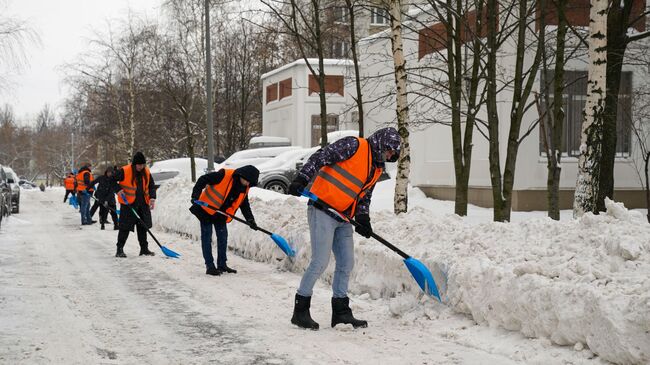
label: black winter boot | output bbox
[331,297,367,329]
[115,248,127,258]
[139,246,155,256]
[206,266,222,276]
[100,223,105,230]
[217,265,237,274]
[291,294,319,330]
[113,224,119,230]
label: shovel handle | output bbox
[300,190,410,260]
[192,200,273,236]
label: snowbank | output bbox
[155,180,650,364]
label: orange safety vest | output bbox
[64,176,75,190]
[198,169,249,223]
[76,170,94,192]
[117,164,151,205]
[310,138,382,217]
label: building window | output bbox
[333,41,349,58]
[279,78,292,99]
[308,74,345,96]
[370,7,389,26]
[333,6,349,24]
[266,83,278,104]
[540,70,632,157]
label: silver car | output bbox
[257,148,318,194]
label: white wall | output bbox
[262,59,357,147]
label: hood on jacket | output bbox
[234,165,260,187]
[367,127,401,164]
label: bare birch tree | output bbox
[574,0,608,217]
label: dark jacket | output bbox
[112,165,157,231]
[189,166,257,224]
[89,172,119,203]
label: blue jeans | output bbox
[78,193,91,224]
[297,206,355,298]
[200,220,228,269]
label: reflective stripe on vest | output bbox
[76,171,94,191]
[117,165,150,205]
[198,169,249,223]
[310,138,383,216]
[64,176,75,190]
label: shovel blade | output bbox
[404,257,441,301]
[160,245,181,259]
[271,233,296,257]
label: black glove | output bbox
[247,219,258,231]
[288,175,308,197]
[354,214,372,238]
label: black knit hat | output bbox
[132,151,146,165]
[234,165,260,187]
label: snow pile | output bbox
[155,179,650,365]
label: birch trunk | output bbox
[574,0,607,217]
[388,0,410,214]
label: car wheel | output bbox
[12,200,19,214]
[265,181,288,194]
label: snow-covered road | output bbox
[0,189,606,364]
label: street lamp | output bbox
[205,0,215,172]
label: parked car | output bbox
[257,147,318,194]
[219,146,301,170]
[149,157,209,187]
[4,167,20,213]
[18,179,37,189]
[248,136,291,149]
[0,165,12,225]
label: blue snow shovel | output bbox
[118,193,180,259]
[69,194,79,209]
[301,190,442,301]
[193,200,295,257]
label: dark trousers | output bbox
[200,220,228,269]
[63,190,73,202]
[89,199,101,218]
[116,225,148,251]
[99,201,118,225]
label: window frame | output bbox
[370,7,389,26]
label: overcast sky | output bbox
[2,0,162,123]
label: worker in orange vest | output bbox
[287,127,401,330]
[63,172,75,203]
[75,162,95,225]
[113,152,156,258]
[189,165,260,276]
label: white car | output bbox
[219,146,301,170]
[150,157,208,185]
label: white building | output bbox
[358,4,650,210]
[261,58,358,147]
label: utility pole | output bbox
[71,131,75,171]
[205,0,215,172]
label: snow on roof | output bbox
[261,58,354,80]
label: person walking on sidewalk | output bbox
[89,166,119,230]
[287,127,401,330]
[189,165,260,276]
[113,152,156,258]
[75,163,95,225]
[63,172,75,203]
